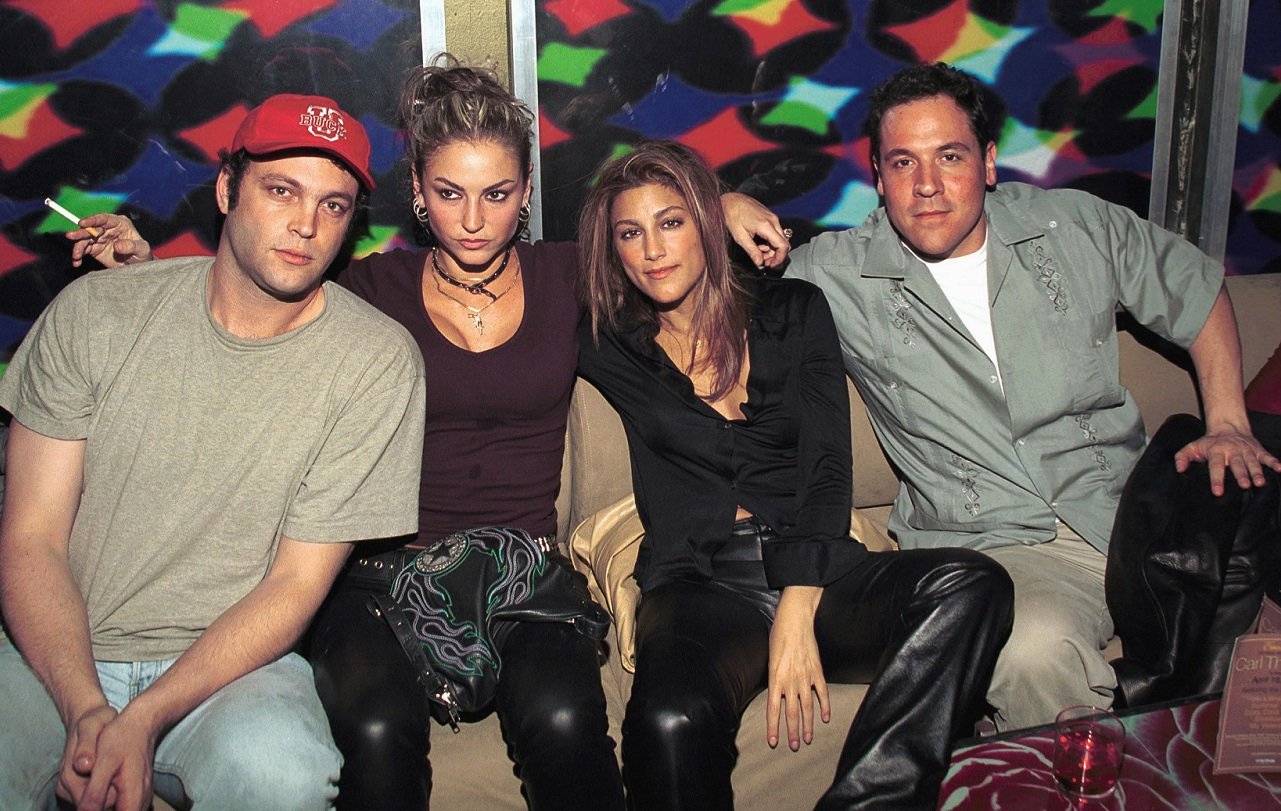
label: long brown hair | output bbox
[579,141,749,402]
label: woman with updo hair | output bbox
[304,55,624,810]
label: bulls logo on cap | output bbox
[299,105,347,143]
[230,94,375,190]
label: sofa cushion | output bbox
[568,494,645,671]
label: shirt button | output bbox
[989,375,998,384]
[1094,339,1103,347]
[1048,220,1057,228]
[721,423,731,430]
[1017,438,1026,446]
[889,381,899,389]
[1051,501,1060,509]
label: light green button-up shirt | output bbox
[787,182,1223,552]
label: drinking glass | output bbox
[1052,705,1125,802]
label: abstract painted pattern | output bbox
[1235,0,1281,275]
[534,0,1281,280]
[0,0,423,355]
[940,698,1281,809]
[3,1,1279,363]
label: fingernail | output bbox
[768,736,777,748]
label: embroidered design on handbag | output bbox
[368,526,610,732]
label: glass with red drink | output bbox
[1052,705,1125,801]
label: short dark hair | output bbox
[218,148,253,210]
[217,147,370,212]
[863,63,995,164]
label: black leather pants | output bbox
[622,545,1013,811]
[308,547,625,810]
[1106,413,1281,709]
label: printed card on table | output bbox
[1257,597,1281,635]
[1215,631,1281,774]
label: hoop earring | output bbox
[412,200,430,225]
[517,203,531,228]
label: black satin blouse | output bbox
[577,275,868,591]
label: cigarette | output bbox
[43,198,102,237]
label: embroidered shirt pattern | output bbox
[886,281,917,346]
[951,454,982,516]
[1074,413,1112,471]
[1030,241,1069,315]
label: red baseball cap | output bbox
[230,94,376,191]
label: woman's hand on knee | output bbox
[766,586,829,751]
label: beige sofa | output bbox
[421,273,1281,809]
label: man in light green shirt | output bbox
[786,63,1279,730]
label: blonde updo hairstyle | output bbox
[398,54,535,187]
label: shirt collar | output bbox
[983,184,1045,247]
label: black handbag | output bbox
[368,526,611,731]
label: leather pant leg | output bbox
[309,573,434,810]
[494,621,624,811]
[1253,409,1281,604]
[622,580,772,811]
[813,548,1014,811]
[1106,413,1281,708]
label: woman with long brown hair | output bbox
[577,140,1015,809]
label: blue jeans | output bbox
[0,646,341,810]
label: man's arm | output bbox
[75,200,794,270]
[1176,286,1281,494]
[721,192,791,268]
[74,535,352,811]
[0,421,121,807]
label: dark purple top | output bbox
[339,241,581,543]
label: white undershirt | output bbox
[915,236,1004,394]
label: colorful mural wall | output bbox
[1235,0,1281,275]
[3,0,1280,362]
[0,0,423,356]
[534,0,1281,277]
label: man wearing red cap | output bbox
[0,95,426,811]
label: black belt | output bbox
[345,534,559,591]
[345,546,420,590]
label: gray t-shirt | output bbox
[0,258,426,660]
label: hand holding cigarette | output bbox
[46,204,156,269]
[44,198,103,237]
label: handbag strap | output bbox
[368,593,462,733]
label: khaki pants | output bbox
[984,527,1115,731]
